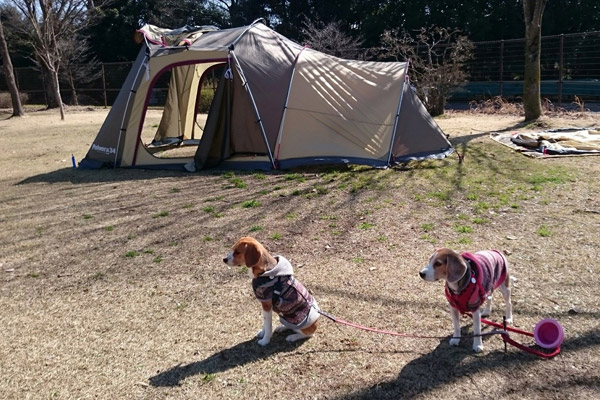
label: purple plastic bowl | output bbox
[534,318,564,349]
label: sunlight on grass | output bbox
[421,223,434,232]
[537,225,552,237]
[242,200,261,208]
[458,236,472,244]
[455,225,473,234]
[285,173,305,182]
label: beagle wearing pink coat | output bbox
[223,237,319,346]
[419,248,513,352]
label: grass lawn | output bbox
[0,107,598,399]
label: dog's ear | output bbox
[244,242,262,268]
[446,254,467,283]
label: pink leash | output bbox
[318,309,561,358]
[318,310,504,340]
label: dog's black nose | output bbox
[223,258,228,263]
[419,271,426,278]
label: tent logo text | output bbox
[92,144,116,155]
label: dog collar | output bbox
[445,258,484,314]
[449,263,473,295]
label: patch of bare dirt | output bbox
[0,107,599,400]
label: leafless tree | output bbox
[301,18,364,59]
[60,36,100,106]
[381,26,474,116]
[0,10,24,117]
[12,0,90,120]
[523,0,548,121]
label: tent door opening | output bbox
[141,62,227,160]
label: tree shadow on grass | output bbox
[148,335,304,387]
[335,329,600,399]
[17,166,192,185]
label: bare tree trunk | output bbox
[39,53,65,119]
[67,67,79,106]
[523,0,548,121]
[42,66,59,108]
[50,68,66,120]
[0,14,24,117]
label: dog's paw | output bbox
[449,337,460,346]
[286,333,309,342]
[505,316,513,325]
[274,325,289,333]
[473,344,484,353]
[256,329,265,339]
[257,337,271,346]
[473,337,484,353]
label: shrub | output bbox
[197,88,215,113]
[0,92,29,108]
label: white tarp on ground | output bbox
[490,128,600,157]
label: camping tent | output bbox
[80,20,453,171]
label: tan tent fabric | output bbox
[121,52,225,168]
[81,48,149,168]
[278,50,406,163]
[153,64,205,142]
[232,24,304,149]
[391,84,451,160]
[81,21,452,171]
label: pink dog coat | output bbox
[445,250,508,314]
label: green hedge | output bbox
[198,88,215,113]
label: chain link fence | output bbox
[456,31,600,106]
[1,31,599,108]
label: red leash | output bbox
[318,309,561,358]
[479,316,561,358]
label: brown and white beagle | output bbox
[419,248,513,353]
[223,237,319,346]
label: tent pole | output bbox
[230,18,266,48]
[223,56,232,160]
[386,60,411,167]
[115,49,150,168]
[229,50,276,169]
[274,46,308,165]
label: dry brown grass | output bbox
[1,107,599,400]
[469,96,525,115]
[467,96,595,121]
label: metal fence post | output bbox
[558,34,564,107]
[101,63,108,108]
[499,40,504,98]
